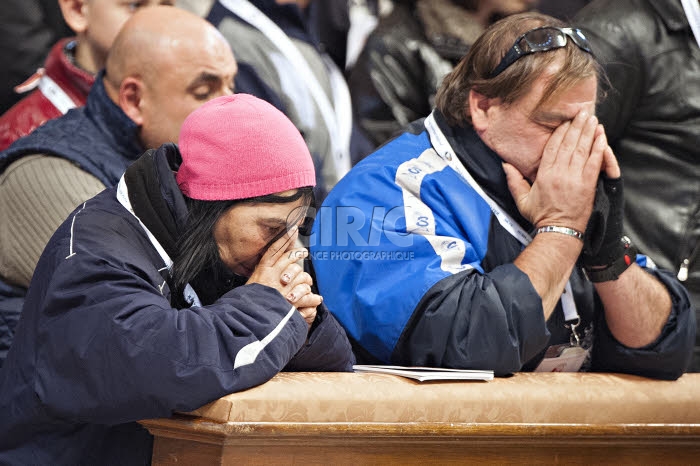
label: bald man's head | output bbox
[104,6,237,149]
[58,0,176,73]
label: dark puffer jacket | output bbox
[576,0,700,370]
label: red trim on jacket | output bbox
[0,38,95,152]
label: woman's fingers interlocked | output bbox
[244,225,322,328]
[280,262,303,286]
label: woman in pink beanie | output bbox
[0,94,354,465]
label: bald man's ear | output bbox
[119,77,146,126]
[58,0,89,34]
[469,89,494,133]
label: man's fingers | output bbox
[583,131,606,181]
[602,145,620,179]
[503,162,531,209]
[557,111,590,167]
[540,121,570,170]
[570,114,598,172]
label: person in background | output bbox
[347,0,537,147]
[0,93,354,464]
[575,0,700,371]
[309,0,382,71]
[0,5,237,365]
[204,0,374,199]
[0,0,71,112]
[0,0,176,151]
[311,12,695,379]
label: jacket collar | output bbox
[123,143,187,260]
[84,71,143,162]
[44,38,95,103]
[432,110,532,230]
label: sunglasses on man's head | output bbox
[489,26,593,78]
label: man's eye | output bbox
[192,87,213,101]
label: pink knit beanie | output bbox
[176,94,316,200]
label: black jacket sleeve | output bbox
[591,268,696,380]
[392,264,550,376]
[284,304,356,371]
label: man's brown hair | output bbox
[435,12,603,127]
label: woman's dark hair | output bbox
[169,187,314,308]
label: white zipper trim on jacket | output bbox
[116,176,202,307]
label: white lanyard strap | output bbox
[425,112,579,322]
[425,113,531,244]
[682,0,700,50]
[218,0,352,177]
[38,74,78,115]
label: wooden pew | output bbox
[140,372,700,465]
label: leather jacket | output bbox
[576,0,700,310]
[346,0,477,147]
[0,38,94,151]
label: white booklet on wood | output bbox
[352,364,494,382]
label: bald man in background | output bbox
[0,5,237,365]
[0,0,176,151]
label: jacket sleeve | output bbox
[314,212,550,376]
[590,267,696,380]
[284,304,356,372]
[392,264,549,376]
[32,218,312,425]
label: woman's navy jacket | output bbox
[0,146,354,465]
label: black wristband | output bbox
[583,236,637,283]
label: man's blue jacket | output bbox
[311,111,695,379]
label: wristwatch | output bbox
[584,236,638,283]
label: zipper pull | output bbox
[677,258,689,282]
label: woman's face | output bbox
[213,190,309,277]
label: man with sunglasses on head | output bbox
[311,12,696,379]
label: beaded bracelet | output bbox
[535,225,584,241]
